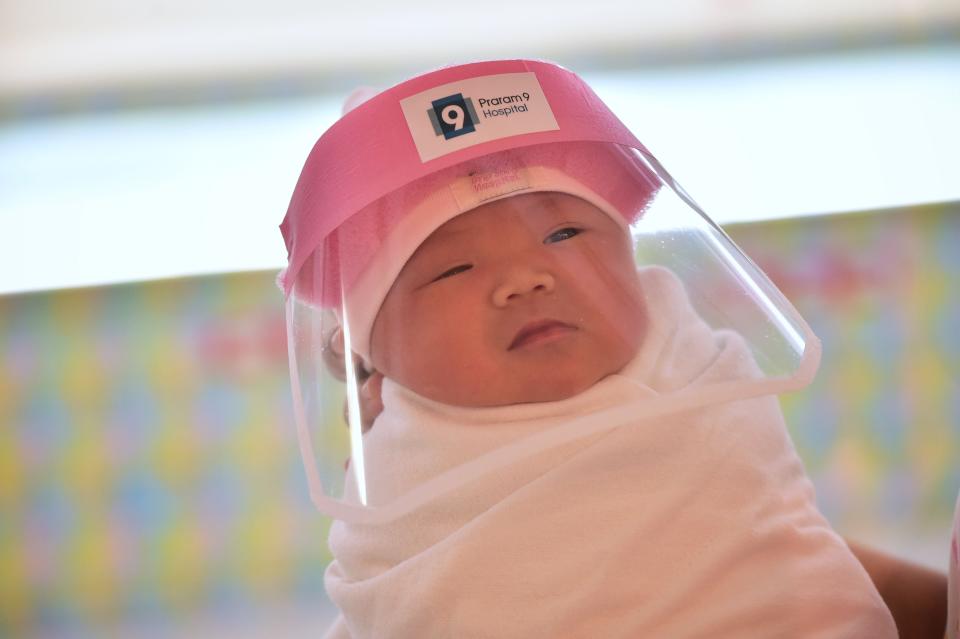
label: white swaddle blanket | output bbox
[323,267,895,638]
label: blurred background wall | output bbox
[2,1,959,636]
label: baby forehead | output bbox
[427,191,613,241]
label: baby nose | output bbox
[492,268,556,307]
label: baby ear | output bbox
[325,323,383,433]
[358,371,384,433]
[321,323,377,383]
[321,324,348,382]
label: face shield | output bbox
[279,60,820,525]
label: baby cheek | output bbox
[424,313,487,359]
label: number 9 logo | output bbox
[441,104,466,131]
[429,93,477,140]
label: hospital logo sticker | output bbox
[428,93,479,140]
[400,71,558,162]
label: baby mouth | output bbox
[508,320,577,350]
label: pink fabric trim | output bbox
[279,59,648,299]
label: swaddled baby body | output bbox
[320,192,896,638]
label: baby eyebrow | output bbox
[421,225,476,244]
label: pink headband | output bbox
[279,59,651,302]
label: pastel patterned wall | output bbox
[730,202,960,531]
[0,274,331,635]
[1,202,958,636]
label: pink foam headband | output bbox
[279,59,652,303]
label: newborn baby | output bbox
[320,187,896,638]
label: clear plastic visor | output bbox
[285,142,820,524]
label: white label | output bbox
[400,72,559,163]
[449,166,532,211]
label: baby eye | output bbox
[544,227,582,244]
[432,264,473,282]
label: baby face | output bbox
[369,192,647,407]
